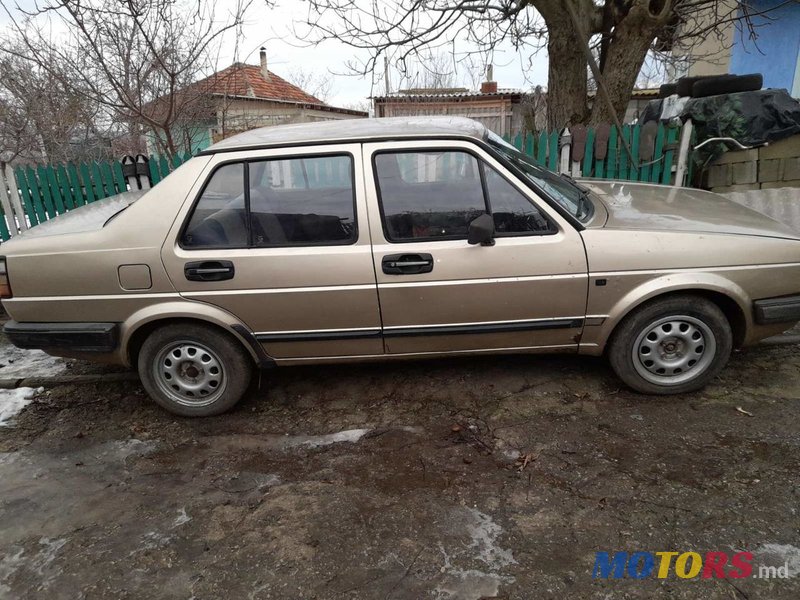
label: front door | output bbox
[363,140,588,355]
[162,144,382,360]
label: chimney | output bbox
[259,47,269,80]
[480,64,497,94]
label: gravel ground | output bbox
[1,333,799,599]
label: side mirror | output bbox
[468,213,495,246]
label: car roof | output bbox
[200,116,489,154]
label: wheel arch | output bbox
[586,274,752,354]
[119,300,273,368]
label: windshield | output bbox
[487,132,594,223]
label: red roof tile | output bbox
[196,63,324,105]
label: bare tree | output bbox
[286,68,334,102]
[0,0,253,156]
[298,0,790,129]
[0,48,105,166]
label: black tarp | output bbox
[641,89,800,167]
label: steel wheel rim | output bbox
[153,341,226,407]
[632,315,716,386]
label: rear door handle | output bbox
[185,260,235,282]
[382,254,434,275]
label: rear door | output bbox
[363,140,588,355]
[161,144,382,360]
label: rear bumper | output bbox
[3,321,119,352]
[753,295,800,325]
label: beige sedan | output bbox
[3,117,799,415]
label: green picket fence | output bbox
[503,123,684,185]
[1,151,193,241]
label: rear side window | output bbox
[181,154,356,249]
[249,155,355,246]
[182,163,247,248]
[374,150,554,242]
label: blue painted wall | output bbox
[729,0,800,94]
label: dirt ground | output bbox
[1,333,800,600]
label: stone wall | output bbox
[705,135,800,193]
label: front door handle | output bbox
[185,260,235,282]
[382,254,434,275]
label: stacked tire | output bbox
[658,73,762,99]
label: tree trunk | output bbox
[545,25,590,130]
[589,5,667,125]
[534,0,595,130]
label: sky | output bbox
[224,0,550,107]
[0,0,550,108]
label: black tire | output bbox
[659,83,678,98]
[676,76,706,97]
[608,295,733,395]
[138,323,253,417]
[691,73,762,98]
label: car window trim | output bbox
[178,151,359,251]
[371,146,557,244]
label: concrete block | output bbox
[706,164,731,188]
[762,180,800,190]
[712,183,761,193]
[731,161,758,185]
[760,135,800,160]
[714,148,759,164]
[783,157,800,181]
[759,158,782,182]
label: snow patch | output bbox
[280,428,371,449]
[0,345,67,378]
[464,508,517,569]
[435,510,516,599]
[0,387,42,427]
[172,507,191,528]
[754,543,800,577]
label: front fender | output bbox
[580,271,752,355]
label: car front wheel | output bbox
[608,295,733,395]
[138,323,253,416]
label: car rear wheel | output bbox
[608,295,733,395]
[138,323,253,416]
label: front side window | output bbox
[181,154,356,249]
[374,150,554,242]
[375,151,486,241]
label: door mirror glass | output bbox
[467,213,495,246]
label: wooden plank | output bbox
[0,168,16,237]
[650,123,666,184]
[34,167,57,218]
[619,125,631,180]
[524,134,534,158]
[536,131,547,165]
[15,168,42,225]
[66,164,85,206]
[43,166,65,214]
[148,155,161,185]
[159,155,170,178]
[112,162,127,194]
[582,129,595,177]
[5,165,29,231]
[172,153,183,168]
[661,125,680,185]
[55,165,75,210]
[79,164,97,203]
[100,162,117,196]
[90,163,106,199]
[629,124,641,181]
[547,130,559,171]
[606,126,618,180]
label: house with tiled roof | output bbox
[155,48,367,153]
